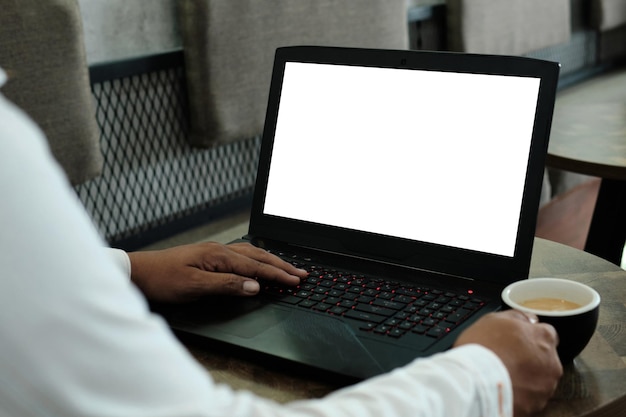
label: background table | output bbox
[181,238,626,417]
[547,68,626,265]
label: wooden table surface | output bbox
[182,238,626,417]
[548,85,626,181]
[547,68,626,265]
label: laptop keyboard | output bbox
[262,250,486,341]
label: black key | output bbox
[432,312,447,320]
[329,306,347,315]
[309,293,326,302]
[339,300,357,308]
[325,296,342,305]
[385,318,401,326]
[328,289,344,297]
[374,325,391,334]
[445,309,471,324]
[298,300,317,308]
[348,286,363,294]
[278,295,302,305]
[313,302,332,312]
[442,322,458,331]
[440,306,455,314]
[378,292,394,300]
[344,309,386,323]
[404,306,419,314]
[356,295,375,304]
[408,314,423,322]
[394,295,414,304]
[356,303,395,317]
[363,288,379,297]
[422,318,438,327]
[396,288,419,297]
[352,277,367,285]
[426,326,447,338]
[388,328,405,338]
[359,322,376,331]
[398,321,414,330]
[412,324,429,334]
[373,299,405,310]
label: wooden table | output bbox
[182,238,626,417]
[547,68,626,265]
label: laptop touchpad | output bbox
[207,303,290,339]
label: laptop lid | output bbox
[249,46,560,285]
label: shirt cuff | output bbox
[446,344,513,417]
[106,248,132,279]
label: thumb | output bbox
[181,270,263,298]
[206,274,260,296]
[241,278,260,295]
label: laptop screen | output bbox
[263,62,541,257]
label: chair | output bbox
[177,0,409,147]
[446,0,571,56]
[0,0,102,185]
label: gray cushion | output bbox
[591,0,626,31]
[447,0,571,56]
[178,0,408,147]
[0,0,102,185]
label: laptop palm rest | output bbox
[155,298,408,378]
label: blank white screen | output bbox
[263,62,540,257]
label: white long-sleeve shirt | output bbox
[0,68,512,417]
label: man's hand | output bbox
[127,242,307,303]
[454,310,563,417]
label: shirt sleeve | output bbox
[253,343,512,417]
[0,84,512,417]
[107,248,132,278]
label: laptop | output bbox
[156,46,560,382]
